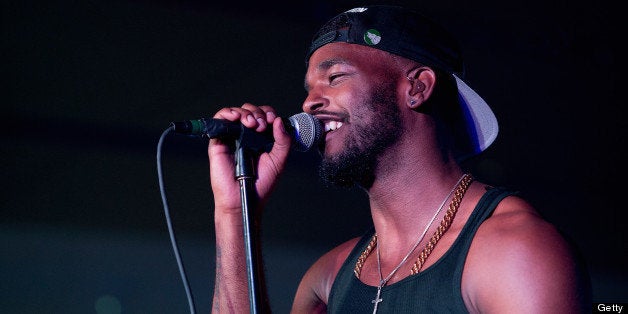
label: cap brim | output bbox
[453,74,499,157]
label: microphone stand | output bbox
[233,126,273,314]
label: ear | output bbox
[405,67,436,109]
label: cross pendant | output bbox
[372,285,383,314]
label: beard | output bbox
[319,82,403,189]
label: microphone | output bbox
[170,112,323,152]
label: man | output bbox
[208,5,591,313]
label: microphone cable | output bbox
[156,126,197,314]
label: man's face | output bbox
[303,43,404,188]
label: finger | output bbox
[272,117,292,153]
[257,105,278,124]
[214,106,258,129]
[241,103,269,132]
[255,118,292,197]
[213,107,241,121]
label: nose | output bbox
[302,92,326,114]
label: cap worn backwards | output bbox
[306,5,499,159]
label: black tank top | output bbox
[327,187,516,313]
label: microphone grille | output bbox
[288,112,323,152]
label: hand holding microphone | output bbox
[171,105,323,152]
[176,104,321,214]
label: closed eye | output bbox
[329,73,347,86]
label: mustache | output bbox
[313,110,350,122]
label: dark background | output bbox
[2,0,625,313]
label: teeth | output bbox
[324,121,343,132]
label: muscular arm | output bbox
[212,210,261,312]
[209,105,292,313]
[463,196,591,313]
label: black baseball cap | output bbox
[306,5,498,157]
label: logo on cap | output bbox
[346,7,368,13]
[363,29,381,45]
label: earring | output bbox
[409,99,418,107]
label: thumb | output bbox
[270,117,292,158]
[253,118,292,202]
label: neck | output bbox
[365,145,464,257]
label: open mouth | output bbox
[324,120,344,133]
[314,114,348,152]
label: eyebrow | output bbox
[304,58,352,91]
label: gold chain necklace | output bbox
[353,173,474,314]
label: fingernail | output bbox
[247,115,255,123]
[266,111,276,121]
[256,117,265,125]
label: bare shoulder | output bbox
[291,237,361,314]
[462,194,591,313]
